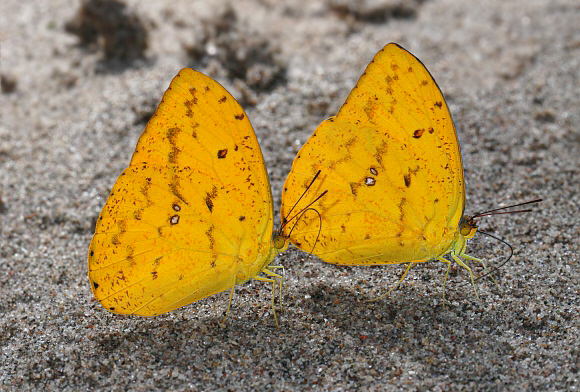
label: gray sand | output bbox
[1,0,579,390]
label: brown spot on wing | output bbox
[374,140,388,169]
[184,100,194,118]
[191,123,199,138]
[413,129,425,139]
[395,198,407,239]
[169,181,187,205]
[434,102,442,108]
[364,98,377,122]
[388,98,397,115]
[112,221,127,245]
[126,244,135,267]
[327,138,356,170]
[189,87,198,102]
[167,128,181,164]
[206,225,217,267]
[364,177,376,186]
[219,96,227,103]
[185,87,198,117]
[140,176,152,198]
[205,186,218,212]
[235,113,244,120]
[404,166,421,188]
[398,198,406,221]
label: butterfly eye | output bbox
[459,217,475,236]
[272,233,287,250]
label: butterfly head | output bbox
[459,215,478,240]
[272,229,289,252]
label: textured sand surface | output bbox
[1,0,579,390]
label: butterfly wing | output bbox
[282,43,465,265]
[89,69,277,316]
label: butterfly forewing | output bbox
[282,43,465,265]
[89,69,276,316]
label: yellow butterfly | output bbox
[281,43,484,300]
[88,69,287,318]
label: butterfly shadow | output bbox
[296,274,508,329]
[86,280,529,384]
[88,293,291,358]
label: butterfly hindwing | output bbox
[89,69,278,316]
[282,43,465,265]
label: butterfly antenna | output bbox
[287,207,323,255]
[282,189,328,230]
[281,170,322,226]
[471,198,542,220]
[460,231,514,286]
[276,170,327,255]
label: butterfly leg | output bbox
[451,254,481,301]
[224,284,236,324]
[367,262,415,302]
[254,269,284,329]
[437,257,453,308]
[264,266,285,313]
[463,254,496,283]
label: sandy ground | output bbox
[1,0,579,390]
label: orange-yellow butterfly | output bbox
[88,69,288,319]
[281,43,484,300]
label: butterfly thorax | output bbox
[448,215,478,257]
[233,230,287,285]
